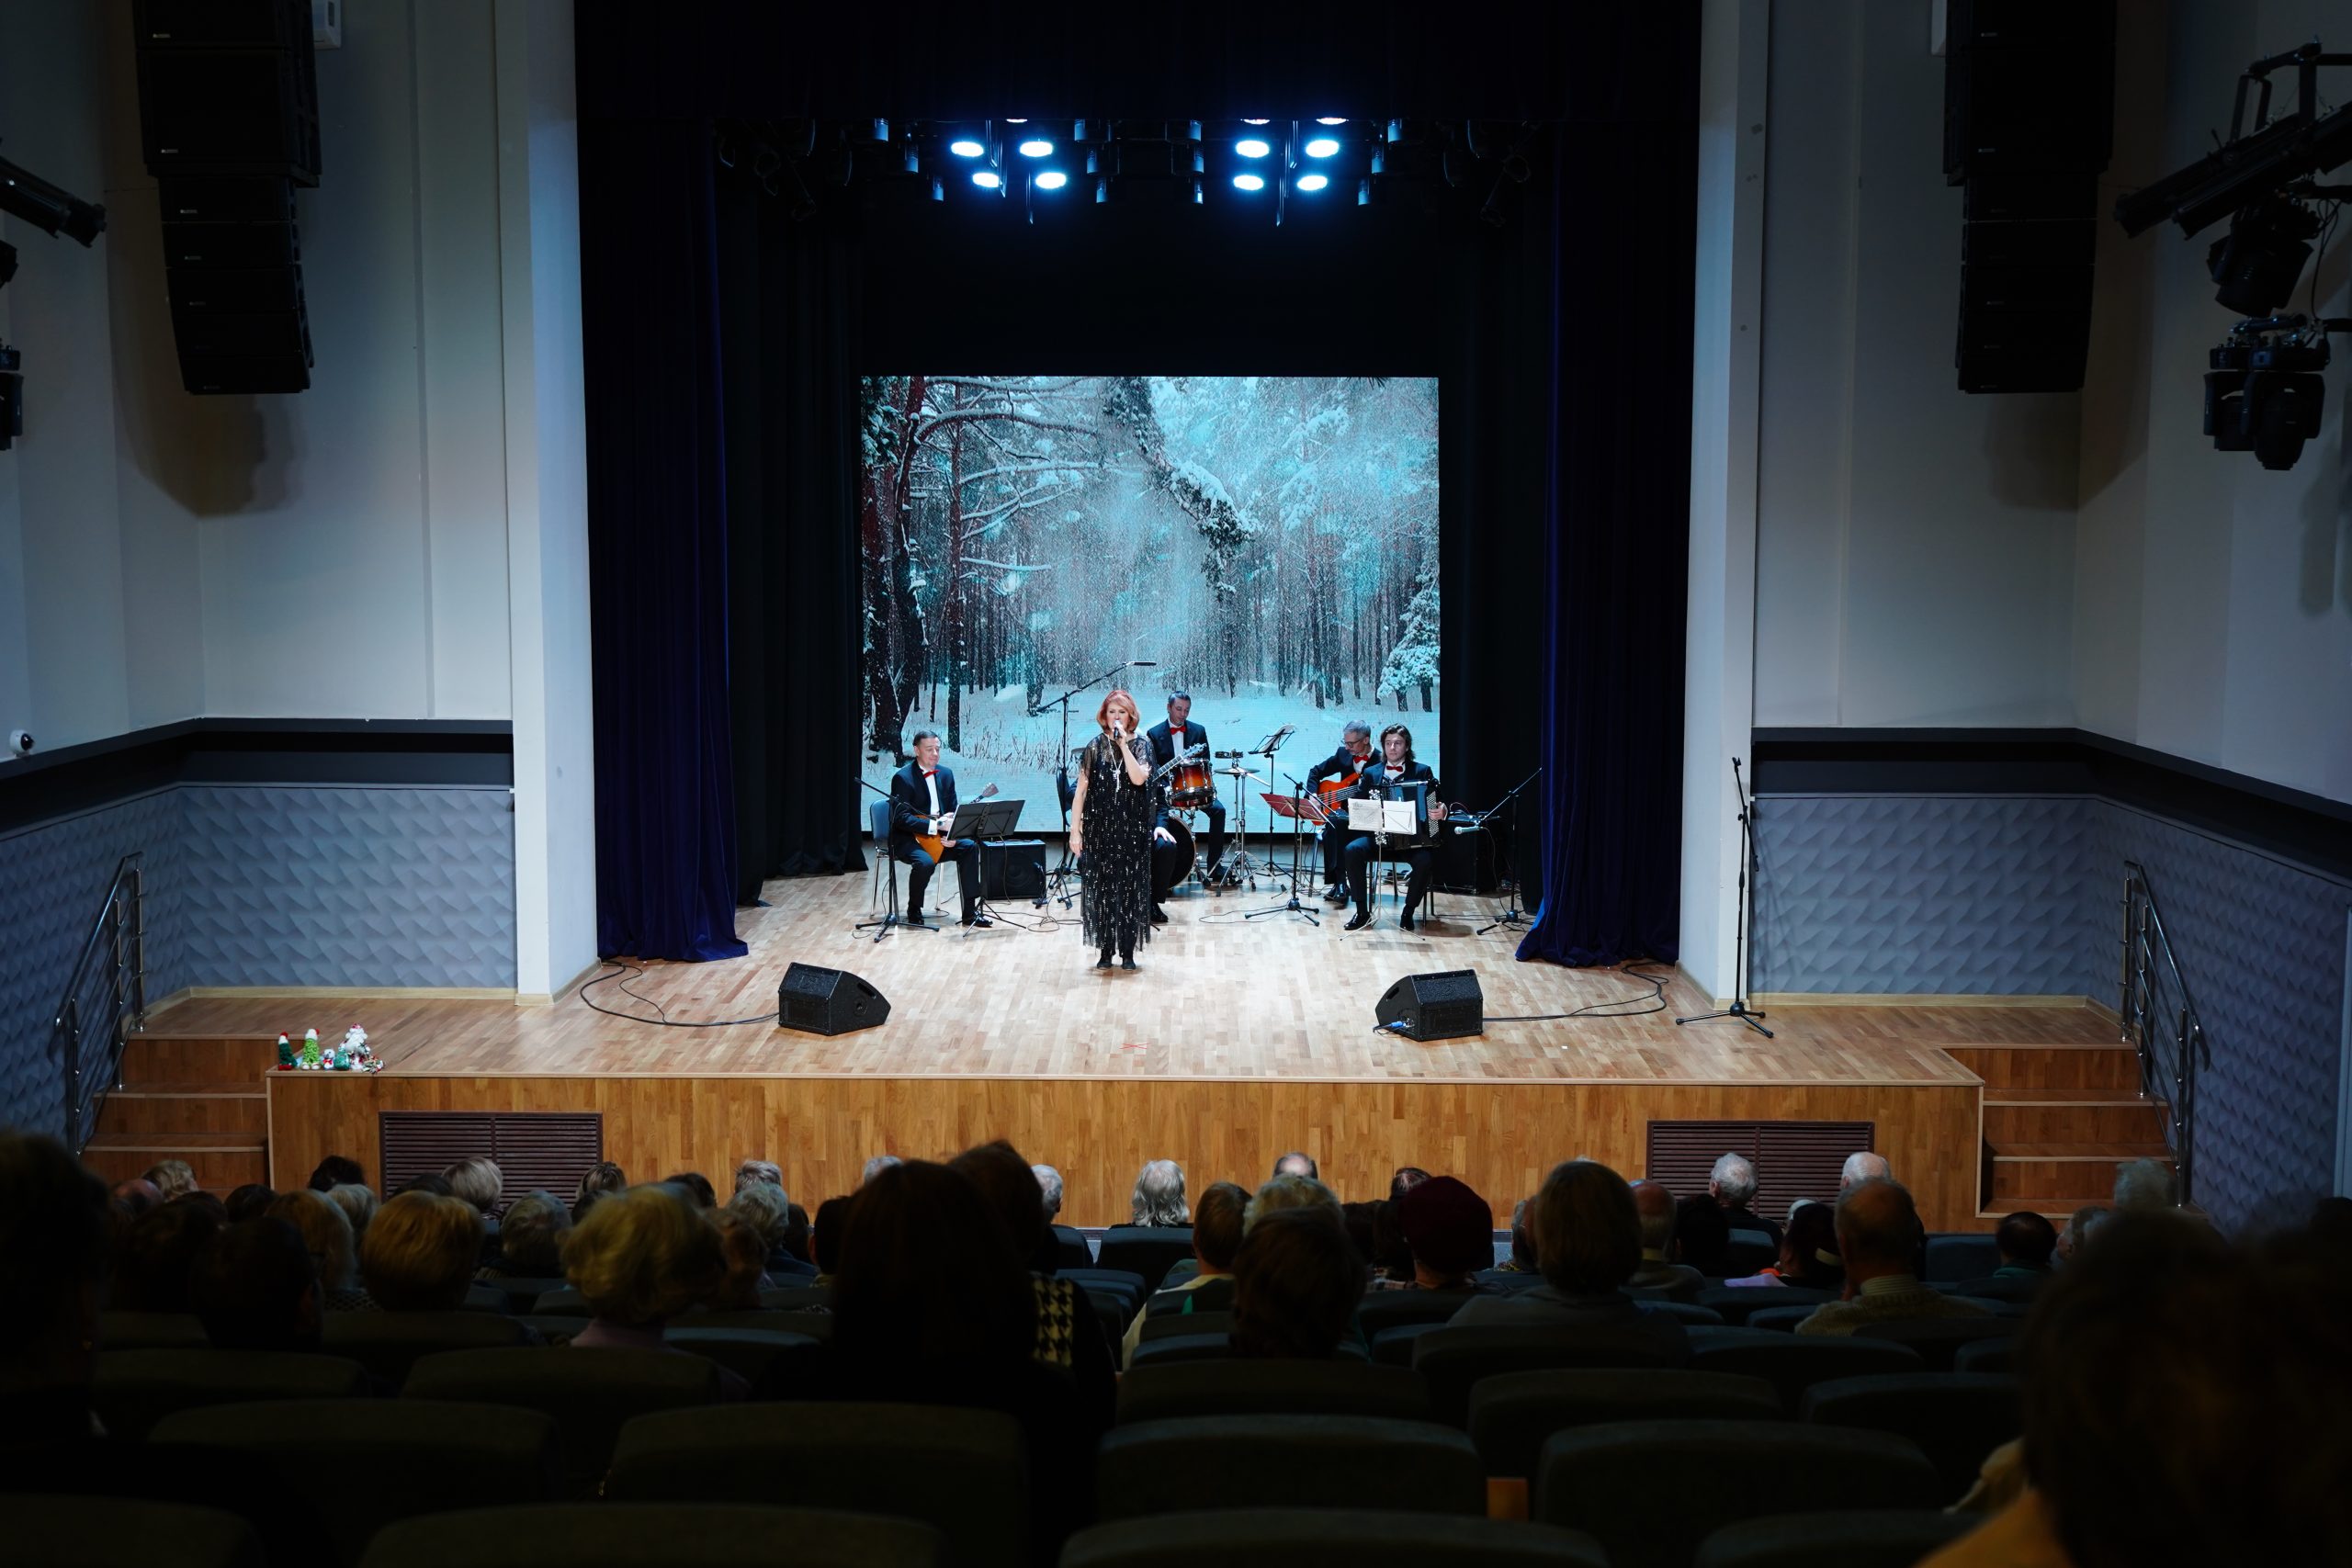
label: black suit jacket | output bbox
[1306,745,1373,787]
[1146,718,1211,770]
[888,761,959,858]
[1346,761,1443,842]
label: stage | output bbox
[118,865,2122,1232]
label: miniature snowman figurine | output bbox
[342,1025,368,1058]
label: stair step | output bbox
[1989,1141,2172,1202]
[96,1082,270,1137]
[1984,1091,2171,1144]
[117,1033,283,1087]
[83,1131,267,1191]
[1944,1043,2140,1090]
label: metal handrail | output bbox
[2117,859,2208,1205]
[51,852,148,1154]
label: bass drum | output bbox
[1152,816,1196,897]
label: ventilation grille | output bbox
[379,1111,604,1213]
[1645,1119,1875,1217]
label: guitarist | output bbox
[1306,719,1375,906]
[1146,691,1228,887]
[888,731,989,929]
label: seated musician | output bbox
[1341,723,1448,932]
[888,730,988,929]
[1306,718,1375,906]
[1147,691,1228,887]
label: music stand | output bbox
[1241,789,1321,925]
[943,797,1025,930]
[1209,725,1295,890]
[1345,793,1419,931]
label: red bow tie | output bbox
[922,769,937,777]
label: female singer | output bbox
[1068,688,1157,969]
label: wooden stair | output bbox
[1943,1043,2174,1217]
[82,1030,277,1190]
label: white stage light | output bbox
[1035,170,1069,190]
[1018,138,1054,157]
[1316,117,1347,125]
[1295,173,1329,192]
[973,169,1002,188]
[1305,137,1340,158]
[1233,172,1266,191]
[949,139,984,157]
[1236,138,1271,158]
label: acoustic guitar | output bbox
[914,781,999,863]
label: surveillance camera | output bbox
[8,729,32,756]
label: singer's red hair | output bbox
[1097,689,1141,731]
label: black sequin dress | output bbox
[1080,731,1158,959]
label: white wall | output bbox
[2076,0,2352,804]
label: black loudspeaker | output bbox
[1375,970,1485,1042]
[1437,825,1498,893]
[981,840,1046,900]
[135,0,319,394]
[778,964,890,1036]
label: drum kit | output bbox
[1067,739,1276,892]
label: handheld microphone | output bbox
[1126,660,1159,668]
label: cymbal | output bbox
[1217,764,1263,781]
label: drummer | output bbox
[1147,692,1229,888]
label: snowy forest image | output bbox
[860,374,1441,830]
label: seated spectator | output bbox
[1708,1152,1783,1247]
[809,1194,851,1284]
[860,1153,902,1186]
[1724,1197,1842,1290]
[1476,1197,1544,1289]
[308,1155,364,1192]
[360,1191,482,1311]
[706,1209,770,1311]
[2056,1204,2108,1265]
[1272,1150,1318,1180]
[172,1189,228,1224]
[110,1199,220,1313]
[223,1183,277,1224]
[266,1188,372,1310]
[107,1178,162,1222]
[562,1184,741,1395]
[952,1140,1115,1424]
[1370,1196,1416,1280]
[1032,1163,1066,1221]
[1626,1180,1705,1298]
[1839,1151,1892,1190]
[444,1157,504,1222]
[1921,1210,2352,1567]
[732,1158,783,1194]
[1795,1179,1989,1336]
[662,1171,718,1210]
[725,1180,801,1274]
[390,1171,455,1200]
[190,1217,321,1352]
[1231,1206,1365,1359]
[1248,1170,1341,1232]
[142,1159,197,1201]
[1124,1181,1248,1367]
[324,1181,378,1246]
[1386,1175,1497,1292]
[1951,1211,2058,1300]
[1449,1161,1690,1363]
[487,1190,571,1277]
[3,1133,113,1439]
[779,1202,813,1269]
[1673,1191,1732,1277]
[571,1160,628,1222]
[1130,1158,1190,1226]
[1389,1166,1431,1199]
[2113,1156,2174,1212]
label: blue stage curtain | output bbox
[1517,39,1699,967]
[579,118,748,962]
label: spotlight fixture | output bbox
[1004,118,1028,124]
[1233,173,1266,192]
[2206,194,2324,314]
[1304,137,1341,159]
[1236,138,1271,158]
[972,169,1003,189]
[0,149,107,247]
[1295,173,1329,192]
[949,138,984,157]
[1035,170,1069,190]
[1242,118,1272,125]
[1017,138,1054,158]
[1316,118,1348,126]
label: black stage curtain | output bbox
[577,118,749,961]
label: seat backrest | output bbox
[1466,1368,1783,1479]
[1951,1336,2018,1376]
[606,1402,1026,1568]
[1095,1227,1196,1292]
[1690,1508,1975,1568]
[1117,1359,1433,1425]
[356,1503,944,1568]
[1634,1300,1726,1327]
[1098,1415,1486,1522]
[1720,1232,1779,1278]
[1848,1315,2018,1371]
[1057,1267,1147,1300]
[152,1398,559,1567]
[1923,1233,2002,1282]
[1355,1289,1476,1339]
[97,1310,209,1351]
[1411,1325,1686,1427]
[0,1492,262,1568]
[869,798,891,840]
[1126,1333,1234,1367]
[93,1348,370,1440]
[1534,1419,1943,1568]
[1139,1309,1234,1344]
[1062,1507,1609,1568]
[1048,1225,1095,1271]
[1743,1304,1817,1333]
[1797,1371,2023,1497]
[662,1327,821,1386]
[753,1285,831,1312]
[1684,1327,1926,1411]
[533,1286,592,1315]
[471,1277,568,1314]
[688,1309,835,1337]
[402,1348,719,1493]
[321,1310,527,1386]
[1694,1287,1832,1326]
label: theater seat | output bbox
[93,1348,369,1440]
[96,1310,209,1351]
[1633,1300,1726,1326]
[1410,1325,1687,1427]
[1063,1507,1609,1568]
[1138,1310,1233,1344]
[1798,1372,2023,1498]
[1683,1326,1924,1411]
[321,1310,527,1387]
[402,1347,720,1495]
[1095,1227,1196,1292]
[0,1494,262,1568]
[1741,1304,1817,1333]
[356,1504,944,1568]
[1692,1509,1976,1568]
[1116,1359,1433,1425]
[690,1309,835,1338]
[1355,1289,1477,1340]
[150,1399,558,1567]
[605,1403,1025,1568]
[1952,1336,2018,1375]
[1849,1316,2018,1371]
[663,1326,821,1385]
[1097,1415,1486,1521]
[1720,1230,1779,1278]
[1533,1420,1944,1568]
[1696,1287,1833,1326]
[1125,1333,1234,1366]
[1467,1369,1783,1479]
[469,1276,568,1314]
[1923,1234,2001,1283]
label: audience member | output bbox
[662,1171,717,1210]
[1673,1191,1732,1276]
[109,1199,221,1313]
[1390,1175,1497,1292]
[560,1184,741,1393]
[1708,1152,1784,1247]
[360,1191,483,1312]
[1,1133,112,1435]
[1231,1206,1364,1359]
[1626,1180,1704,1298]
[323,1181,379,1246]
[1032,1163,1066,1220]
[571,1160,628,1221]
[706,1209,770,1311]
[2057,1205,2109,1265]
[1369,1196,1416,1280]
[1389,1166,1431,1199]
[1499,1197,1538,1272]
[732,1158,783,1194]
[951,1139,1115,1424]
[142,1159,197,1201]
[1246,1170,1340,1232]
[1795,1179,1989,1335]
[1272,1150,1319,1180]
[778,1201,813,1269]
[1130,1158,1190,1226]
[1450,1162,1688,1360]
[307,1155,364,1192]
[810,1194,852,1282]
[1952,1211,2058,1301]
[725,1180,799,1273]
[2112,1156,2174,1212]
[488,1190,571,1277]
[1839,1151,1893,1190]
[107,1178,162,1221]
[390,1171,455,1200]
[860,1153,902,1186]
[1124,1180,1248,1366]
[223,1183,277,1224]
[444,1157,504,1219]
[190,1217,321,1352]
[266,1188,371,1310]
[1725,1197,1843,1290]
[172,1189,228,1224]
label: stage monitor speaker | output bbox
[981,840,1046,901]
[778,963,890,1036]
[1437,824,1498,893]
[1375,970,1484,1042]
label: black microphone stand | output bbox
[1476,764,1544,935]
[1242,770,1320,925]
[1676,757,1773,1037]
[854,777,938,942]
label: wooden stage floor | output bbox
[150,870,2116,1231]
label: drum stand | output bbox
[1207,728,1295,892]
[1242,778,1321,925]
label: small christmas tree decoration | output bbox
[277,1032,295,1068]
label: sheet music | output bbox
[1348,796,1418,835]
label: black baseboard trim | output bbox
[1751,727,2352,883]
[0,718,514,835]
